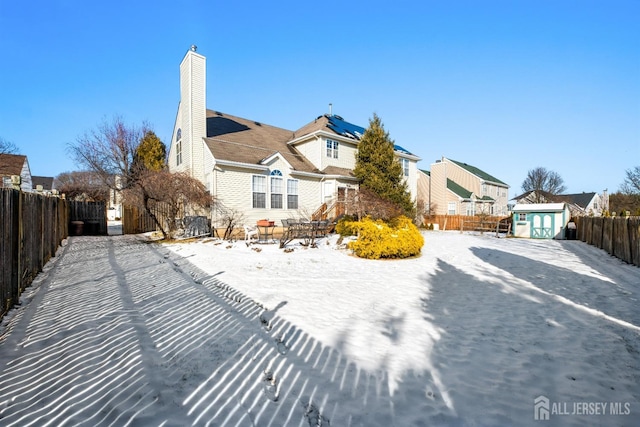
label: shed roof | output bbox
[512,203,568,212]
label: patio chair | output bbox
[317,220,330,237]
[243,225,259,242]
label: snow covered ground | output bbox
[0,230,638,426]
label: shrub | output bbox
[346,215,424,259]
[335,215,357,236]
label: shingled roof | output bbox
[449,158,507,186]
[556,192,597,209]
[204,111,320,173]
[447,179,495,201]
[447,179,472,199]
[32,176,55,190]
[205,111,415,174]
[0,154,27,176]
[291,114,415,155]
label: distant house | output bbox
[511,203,571,239]
[511,190,608,217]
[0,154,33,192]
[32,176,55,194]
[167,46,421,225]
[418,157,509,217]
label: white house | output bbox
[511,203,571,239]
[0,154,33,192]
[167,46,421,226]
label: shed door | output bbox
[531,214,553,238]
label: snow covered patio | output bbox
[0,231,638,426]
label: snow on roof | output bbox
[512,203,568,212]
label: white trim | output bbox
[215,159,270,171]
[288,130,359,147]
[395,152,421,161]
[260,151,294,169]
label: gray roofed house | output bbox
[32,176,55,192]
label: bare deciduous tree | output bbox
[521,167,567,202]
[0,137,18,154]
[620,166,640,195]
[68,116,145,191]
[344,187,403,221]
[122,170,213,238]
[213,202,246,240]
[54,171,109,202]
[68,117,213,239]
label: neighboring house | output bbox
[511,203,571,239]
[417,157,509,217]
[0,153,33,192]
[32,176,55,194]
[108,175,123,220]
[511,190,608,217]
[167,46,421,225]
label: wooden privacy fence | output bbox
[123,205,157,234]
[122,203,184,235]
[0,189,68,320]
[68,201,107,235]
[424,215,511,233]
[576,216,640,267]
[0,190,106,320]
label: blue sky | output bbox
[1,0,638,195]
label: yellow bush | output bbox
[335,215,357,236]
[346,215,424,259]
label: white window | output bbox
[326,139,339,159]
[176,141,182,166]
[287,179,298,209]
[401,158,409,176]
[448,202,457,215]
[466,203,475,216]
[271,176,283,209]
[517,213,526,221]
[252,175,266,208]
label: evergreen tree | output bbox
[134,130,166,172]
[354,114,414,218]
